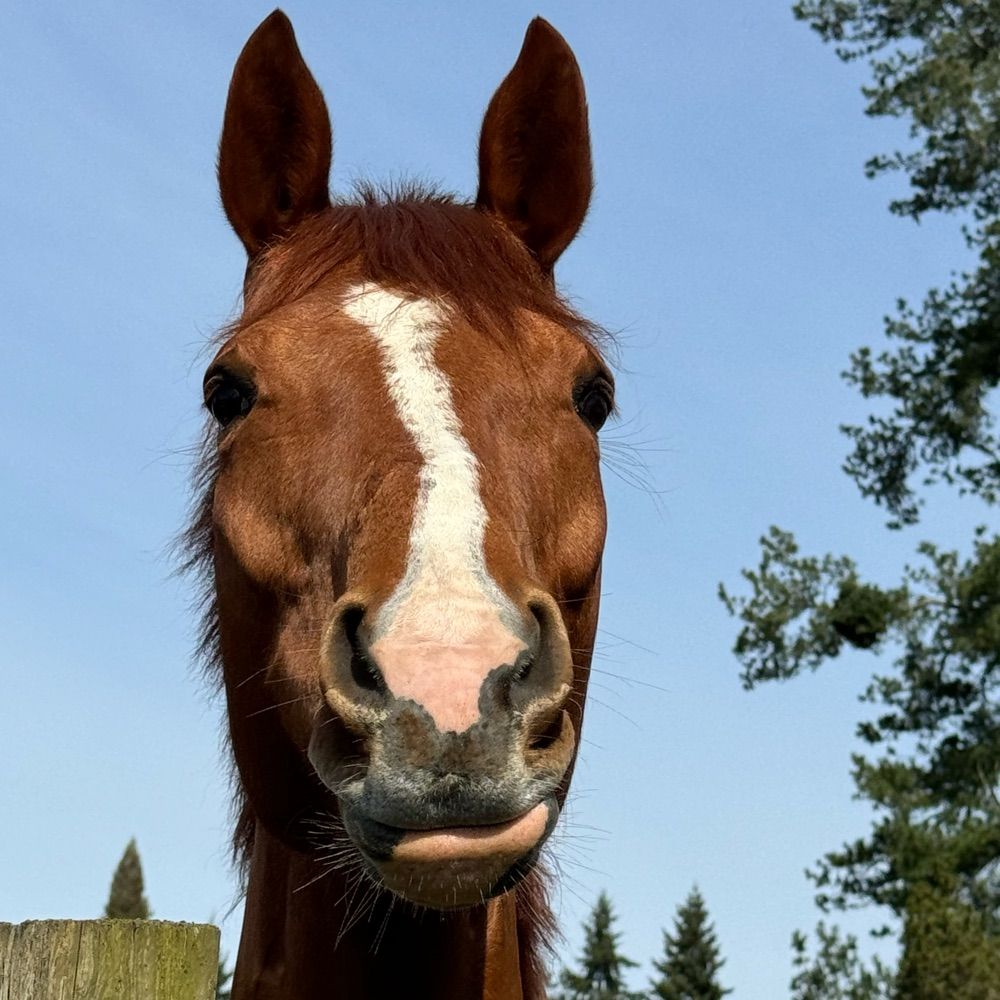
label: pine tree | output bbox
[719,0,1000,981]
[555,891,643,1000]
[650,887,730,1000]
[789,923,894,1000]
[104,838,151,919]
[895,884,1000,1000]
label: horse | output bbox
[186,11,612,998]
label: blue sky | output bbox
[1,2,983,996]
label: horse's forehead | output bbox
[227,280,586,392]
[337,282,507,452]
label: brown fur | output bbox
[184,12,609,999]
[182,189,601,998]
[240,184,604,346]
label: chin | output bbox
[340,799,558,909]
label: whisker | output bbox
[585,695,640,728]
[589,666,669,694]
[244,694,316,719]
[235,665,271,689]
[596,627,658,657]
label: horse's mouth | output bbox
[342,798,558,908]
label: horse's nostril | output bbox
[511,648,534,684]
[528,599,547,633]
[343,606,385,695]
[527,707,566,752]
[350,646,383,694]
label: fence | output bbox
[0,920,220,999]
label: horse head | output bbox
[199,10,609,914]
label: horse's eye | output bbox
[574,377,614,432]
[204,371,256,427]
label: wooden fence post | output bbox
[0,920,220,1000]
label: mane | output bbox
[181,184,597,995]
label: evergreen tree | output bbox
[555,891,643,1000]
[789,923,894,1000]
[650,887,730,1000]
[895,883,1000,1000]
[104,838,151,919]
[719,0,1000,977]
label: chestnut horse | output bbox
[188,11,612,999]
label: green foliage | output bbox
[104,838,151,920]
[722,534,1000,917]
[723,530,1000,908]
[216,954,233,1000]
[792,0,1000,223]
[789,923,894,999]
[650,887,731,1000]
[723,0,1000,986]
[793,0,1000,528]
[718,528,908,687]
[554,892,644,1000]
[841,252,1000,527]
[894,882,1000,998]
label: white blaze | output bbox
[342,285,522,729]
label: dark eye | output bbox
[204,370,256,427]
[574,377,614,432]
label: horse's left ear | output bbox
[476,18,592,274]
[218,10,332,257]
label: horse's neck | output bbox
[233,820,525,1000]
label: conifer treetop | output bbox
[104,837,151,920]
[651,886,731,1000]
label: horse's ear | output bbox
[218,10,332,257]
[476,18,592,273]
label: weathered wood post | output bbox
[0,920,220,1000]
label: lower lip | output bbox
[390,801,552,864]
[367,801,555,907]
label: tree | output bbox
[720,0,1000,980]
[216,955,233,1000]
[720,529,1000,917]
[554,891,643,1000]
[895,883,1000,1000]
[789,923,894,1000]
[650,887,730,1000]
[792,3,1000,530]
[104,838,151,919]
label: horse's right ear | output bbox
[218,10,332,257]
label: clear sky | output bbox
[1,2,982,997]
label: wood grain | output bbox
[0,921,219,1000]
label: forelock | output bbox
[237,182,606,349]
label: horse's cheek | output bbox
[554,488,607,603]
[212,481,310,594]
